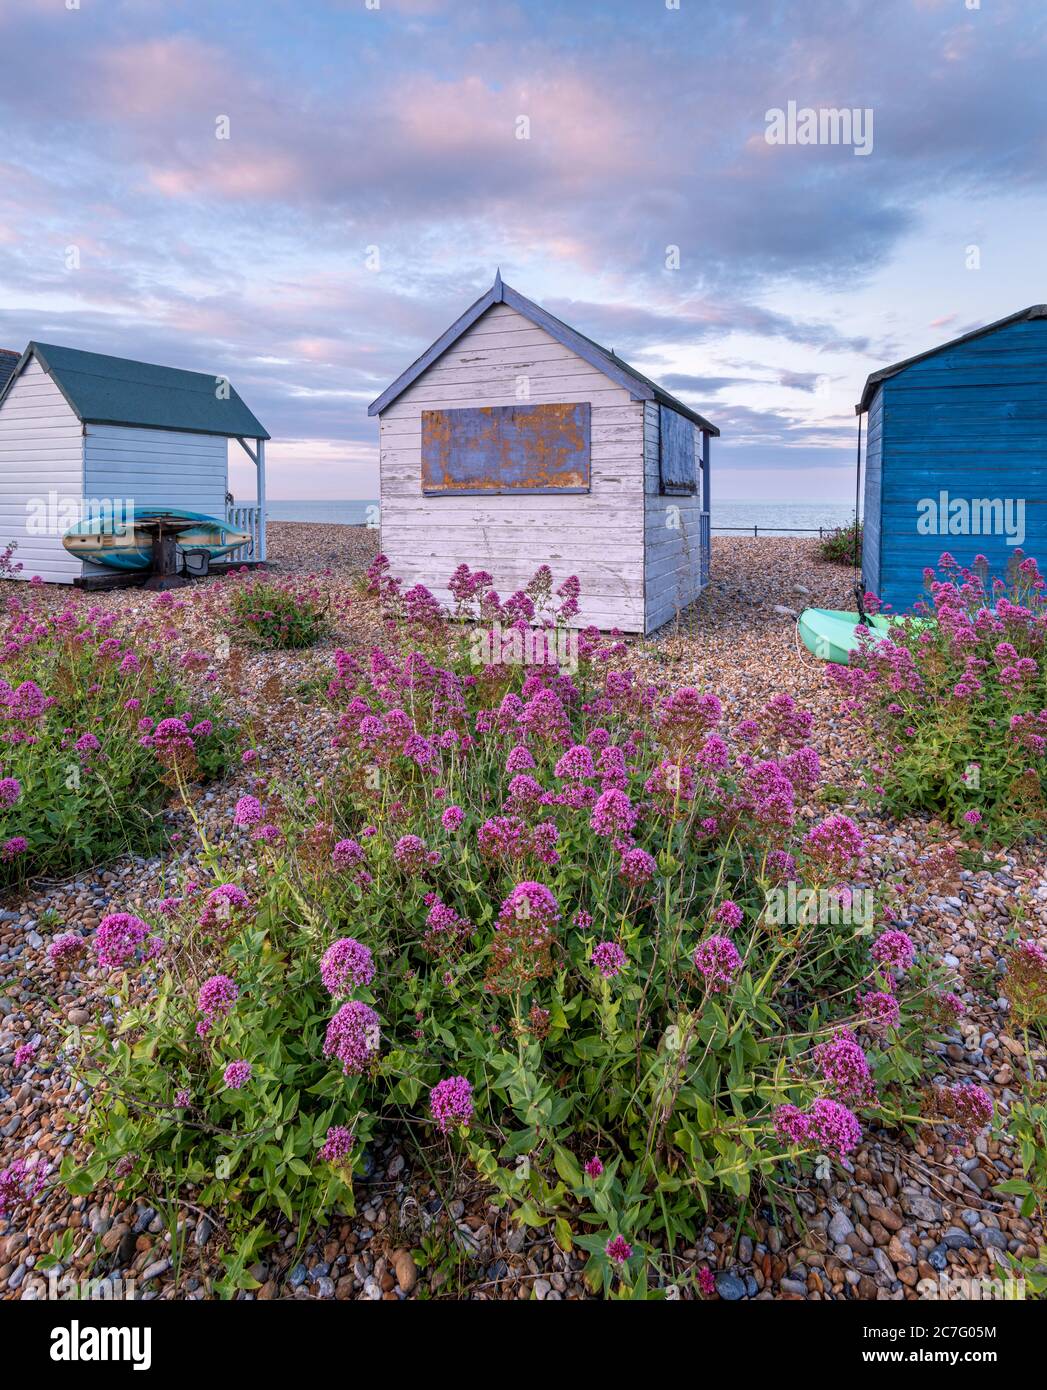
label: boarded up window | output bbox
[421,402,590,494]
[659,405,696,494]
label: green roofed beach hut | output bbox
[0,342,270,583]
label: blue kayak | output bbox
[63,507,251,571]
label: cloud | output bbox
[0,0,1043,500]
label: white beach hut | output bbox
[369,274,718,634]
[0,342,269,584]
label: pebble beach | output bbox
[1,525,1044,1302]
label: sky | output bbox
[0,0,1044,502]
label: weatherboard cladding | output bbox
[4,342,269,439]
[860,311,1047,610]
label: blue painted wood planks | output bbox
[863,316,1047,610]
[420,402,591,494]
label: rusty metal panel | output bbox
[421,402,591,494]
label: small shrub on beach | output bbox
[829,552,1046,842]
[820,519,862,565]
[0,588,237,886]
[64,559,970,1295]
[220,573,330,650]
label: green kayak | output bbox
[797,608,896,665]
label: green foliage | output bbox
[220,574,330,649]
[0,593,237,887]
[68,565,958,1288]
[832,553,1047,843]
[820,519,862,566]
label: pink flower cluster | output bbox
[812,1030,875,1103]
[320,937,375,997]
[692,934,741,992]
[318,1125,355,1164]
[323,1000,381,1075]
[773,1097,862,1158]
[95,913,162,970]
[591,941,627,979]
[429,1075,474,1133]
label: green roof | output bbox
[5,341,269,439]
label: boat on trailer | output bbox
[62,508,251,572]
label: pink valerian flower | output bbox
[332,838,365,869]
[591,941,627,979]
[478,815,529,861]
[619,847,656,889]
[584,1156,604,1179]
[811,1030,875,1103]
[320,937,375,997]
[644,759,696,807]
[441,804,464,831]
[590,788,637,838]
[394,834,434,874]
[505,745,535,773]
[757,692,814,748]
[714,900,743,931]
[318,1125,355,1164]
[174,1089,191,1109]
[554,744,595,781]
[233,795,263,827]
[962,809,982,826]
[870,929,916,972]
[94,913,162,970]
[0,776,20,806]
[1,836,27,860]
[697,1266,716,1298]
[199,883,252,931]
[774,1098,862,1158]
[13,1040,37,1069]
[429,1075,474,1133]
[196,974,239,1024]
[0,1157,49,1216]
[422,894,472,955]
[860,990,901,1030]
[47,933,84,966]
[605,1235,633,1265]
[660,686,723,749]
[75,732,101,754]
[150,717,195,761]
[486,882,560,992]
[937,1083,994,1140]
[506,773,544,807]
[765,849,797,883]
[939,991,965,1019]
[692,935,741,992]
[223,1060,252,1090]
[323,1000,381,1075]
[802,814,865,878]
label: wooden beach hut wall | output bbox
[369,274,718,635]
[0,343,270,584]
[857,305,1047,611]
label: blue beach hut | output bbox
[857,305,1047,610]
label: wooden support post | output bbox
[256,438,267,561]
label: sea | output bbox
[259,499,857,537]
